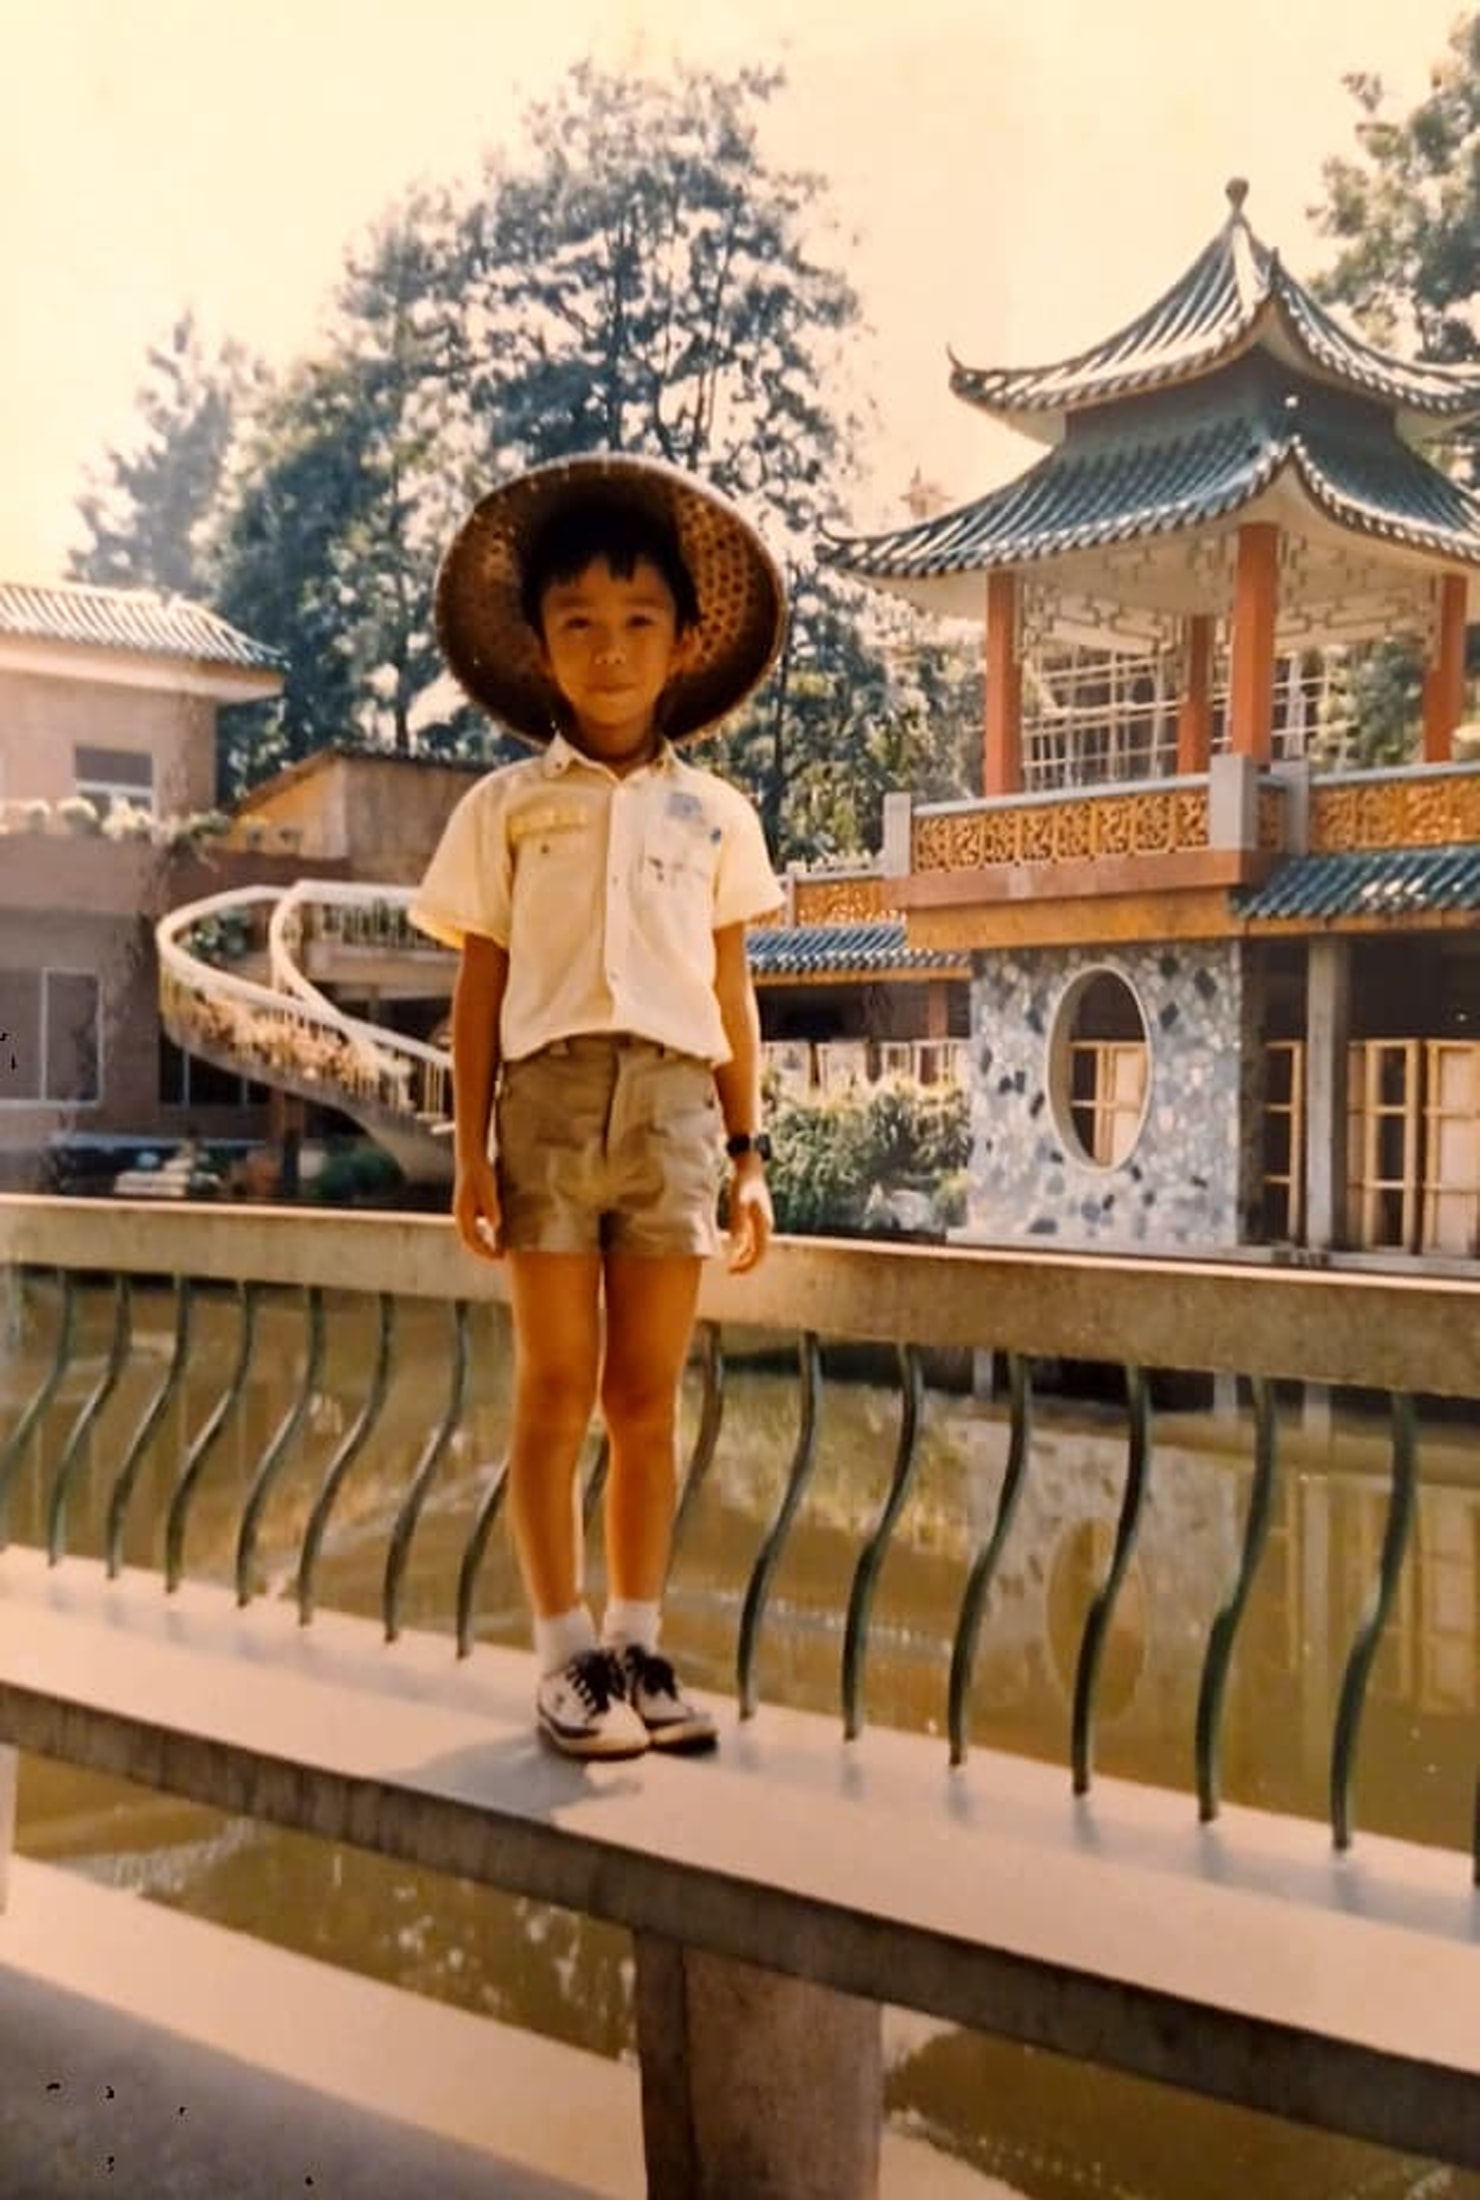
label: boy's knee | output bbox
[599,1375,678,1441]
[516,1369,598,1432]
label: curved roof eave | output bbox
[949,218,1480,436]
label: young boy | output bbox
[410,454,786,1761]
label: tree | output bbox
[419,58,900,847]
[73,63,906,829]
[212,197,475,780]
[440,60,864,547]
[1306,19,1480,762]
[69,313,262,598]
[1312,18,1480,403]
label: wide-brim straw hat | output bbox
[434,452,788,747]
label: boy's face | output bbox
[536,554,694,770]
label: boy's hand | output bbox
[725,1157,773,1273]
[453,1154,503,1262]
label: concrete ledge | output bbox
[0,1550,1476,2171]
[4,1193,1480,1392]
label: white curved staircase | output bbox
[156,883,455,1183]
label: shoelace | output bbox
[566,1648,617,1712]
[623,1647,677,1698]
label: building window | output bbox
[1049,969,1149,1169]
[0,969,101,1104]
[1422,1041,1480,1256]
[1262,1040,1306,1242]
[158,1035,267,1109]
[1347,1040,1422,1252]
[73,744,155,819]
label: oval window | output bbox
[1049,969,1149,1170]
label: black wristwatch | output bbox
[725,1131,773,1162]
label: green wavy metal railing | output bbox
[1071,1364,1152,1796]
[0,1259,1472,1876]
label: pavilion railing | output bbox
[0,1196,1476,1880]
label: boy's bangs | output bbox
[520,501,701,632]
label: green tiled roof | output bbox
[823,393,1480,583]
[1237,846,1480,921]
[949,190,1480,434]
[748,921,966,978]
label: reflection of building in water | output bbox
[952,1412,1479,1839]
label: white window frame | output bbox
[73,744,156,819]
[0,967,103,1108]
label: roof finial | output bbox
[1225,176,1250,218]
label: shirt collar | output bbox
[541,732,679,781]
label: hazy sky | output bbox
[0,0,1467,579]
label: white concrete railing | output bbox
[156,886,452,1164]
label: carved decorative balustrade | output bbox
[912,782,1212,874]
[1309,762,1480,852]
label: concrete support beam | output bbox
[1207,751,1261,851]
[1304,939,1352,1253]
[880,792,913,879]
[635,1935,882,2200]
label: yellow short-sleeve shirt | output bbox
[409,734,782,1065]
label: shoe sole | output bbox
[538,1715,650,1761]
[644,1719,719,1754]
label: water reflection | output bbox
[3,1279,1477,2198]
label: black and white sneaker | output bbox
[617,1645,718,1754]
[537,1647,649,1760]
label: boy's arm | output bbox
[451,933,509,1261]
[713,921,772,1274]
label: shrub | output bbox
[766,1079,971,1238]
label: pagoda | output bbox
[816,183,1480,1266]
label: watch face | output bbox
[727,1131,772,1161]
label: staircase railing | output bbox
[156,887,452,1140]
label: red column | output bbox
[1228,522,1280,764]
[1176,613,1213,774]
[1422,572,1468,762]
[984,570,1024,796]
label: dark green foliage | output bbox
[68,62,983,845]
[1308,20,1480,762]
[764,1081,971,1237]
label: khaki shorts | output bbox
[494,1034,723,1257]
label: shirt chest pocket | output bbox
[641,809,719,916]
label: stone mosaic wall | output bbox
[965,939,1249,1252]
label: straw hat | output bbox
[434,453,787,746]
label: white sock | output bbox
[602,1598,661,1654]
[534,1605,596,1675]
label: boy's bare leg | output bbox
[600,1252,705,1603]
[505,1251,603,1619]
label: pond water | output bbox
[3,1278,1477,2200]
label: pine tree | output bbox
[69,313,261,599]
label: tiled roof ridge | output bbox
[0,578,283,671]
[949,190,1480,427]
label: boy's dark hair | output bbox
[518,496,701,636]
